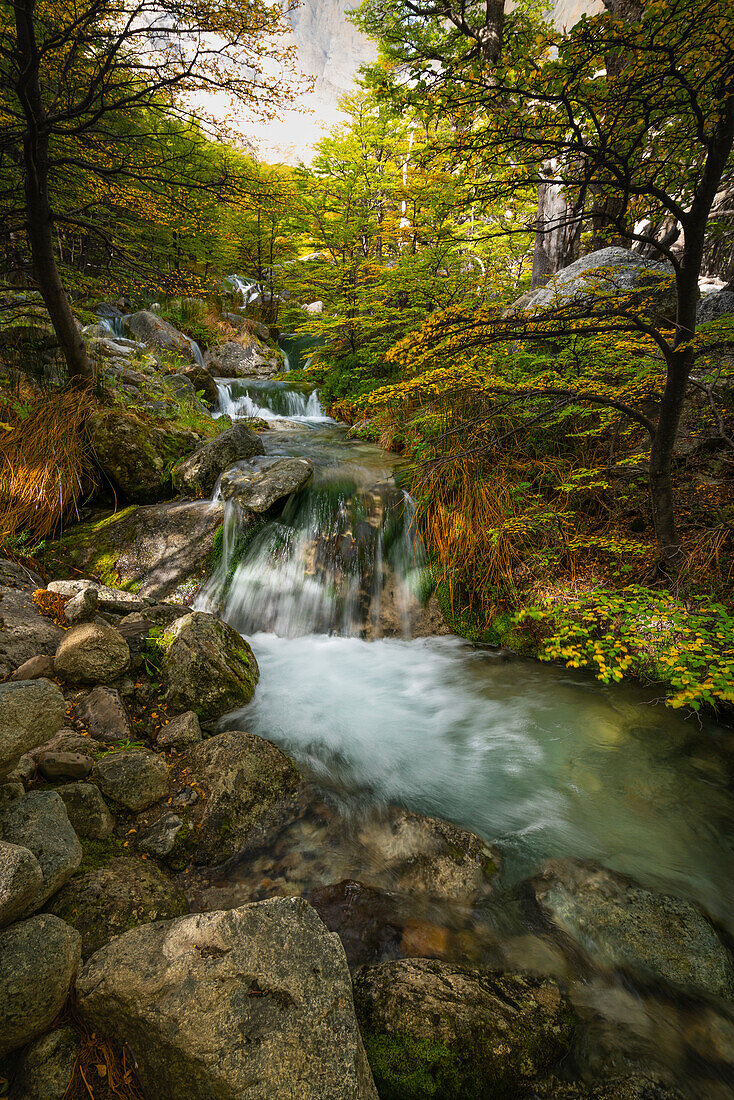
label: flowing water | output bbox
[193,366,734,1095]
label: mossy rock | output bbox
[87,407,199,503]
[161,611,259,719]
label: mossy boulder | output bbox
[161,611,259,719]
[171,422,265,500]
[354,958,575,1100]
[87,408,199,503]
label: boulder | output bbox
[56,782,114,840]
[0,791,82,909]
[54,620,130,684]
[186,731,305,867]
[220,457,313,513]
[204,339,277,379]
[137,812,185,858]
[0,680,67,778]
[37,751,92,781]
[171,422,265,499]
[30,729,102,760]
[76,896,377,1100]
[46,856,187,959]
[6,753,35,787]
[87,408,200,503]
[75,685,131,743]
[176,364,219,405]
[63,585,98,624]
[9,655,56,681]
[9,1025,80,1100]
[525,859,734,999]
[0,914,81,1056]
[156,709,201,749]
[0,584,63,680]
[354,958,574,1100]
[92,750,168,812]
[697,289,734,324]
[125,310,195,359]
[0,840,43,927]
[161,611,259,718]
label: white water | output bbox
[215,378,332,423]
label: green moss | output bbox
[79,836,124,873]
[205,524,225,572]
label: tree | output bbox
[355,0,734,574]
[0,0,297,383]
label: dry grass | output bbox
[61,1005,145,1100]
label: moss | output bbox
[79,836,124,873]
[205,523,225,571]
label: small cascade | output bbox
[215,379,331,423]
[187,337,206,368]
[228,274,260,306]
[97,313,127,339]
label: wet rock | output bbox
[86,408,199,503]
[176,364,219,405]
[76,896,377,1099]
[156,709,201,749]
[138,812,184,857]
[9,1025,80,1100]
[308,879,404,969]
[220,457,313,513]
[63,586,98,624]
[92,750,168,812]
[187,731,305,867]
[56,782,114,840]
[0,841,43,927]
[526,859,734,999]
[0,914,81,1057]
[9,655,56,681]
[37,751,92,781]
[46,856,187,959]
[75,685,131,743]
[171,422,265,499]
[162,611,259,719]
[54,620,130,684]
[126,310,195,358]
[0,792,81,911]
[354,958,574,1099]
[0,680,67,778]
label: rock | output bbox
[9,1025,80,1100]
[220,457,313,513]
[48,578,147,614]
[63,586,98,624]
[0,584,63,681]
[0,791,82,910]
[308,880,405,969]
[54,620,130,684]
[304,300,324,313]
[6,753,36,786]
[46,856,187,959]
[354,958,574,1100]
[30,729,102,760]
[0,841,43,927]
[9,655,56,681]
[125,310,195,359]
[86,408,199,503]
[138,812,184,857]
[0,914,81,1056]
[510,247,677,321]
[697,289,734,324]
[187,731,305,866]
[56,782,114,840]
[45,501,224,601]
[176,364,219,405]
[171,422,265,499]
[75,685,131,743]
[76,896,377,1099]
[0,680,67,778]
[204,339,277,379]
[92,750,168,812]
[526,859,734,999]
[156,709,201,748]
[37,752,92,781]
[161,611,259,718]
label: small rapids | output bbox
[216,379,330,423]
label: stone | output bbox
[187,731,305,867]
[92,750,169,811]
[9,655,56,681]
[126,310,195,358]
[525,859,734,999]
[63,586,98,624]
[48,578,148,614]
[7,753,36,785]
[0,791,82,910]
[176,364,219,405]
[76,896,377,1099]
[162,611,259,719]
[0,585,63,680]
[220,457,313,513]
[354,958,574,1100]
[308,879,405,969]
[30,729,102,760]
[86,408,199,503]
[54,620,130,684]
[56,782,114,840]
[204,339,277,379]
[156,709,201,748]
[9,1025,80,1100]
[0,914,81,1057]
[697,289,734,324]
[0,840,43,927]
[75,685,131,743]
[37,752,92,781]
[46,856,187,959]
[0,680,67,778]
[171,422,265,499]
[137,812,184,857]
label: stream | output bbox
[196,370,734,1093]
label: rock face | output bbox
[54,620,130,684]
[171,422,265,499]
[0,791,82,909]
[176,364,219,405]
[0,914,81,1056]
[56,782,114,840]
[87,408,199,503]
[92,750,169,811]
[76,897,378,1100]
[354,958,574,1100]
[156,709,201,748]
[220,457,313,513]
[0,679,67,778]
[0,560,64,679]
[126,310,195,358]
[0,840,44,927]
[187,731,306,866]
[526,860,734,999]
[162,611,259,718]
[204,339,277,379]
[47,856,188,958]
[75,685,131,743]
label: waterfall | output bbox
[187,337,206,368]
[215,379,331,423]
[97,313,127,339]
[228,275,260,306]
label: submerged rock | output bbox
[76,896,378,1099]
[171,422,265,499]
[0,791,81,910]
[0,679,67,778]
[220,457,313,513]
[54,620,130,684]
[161,611,259,719]
[354,958,574,1099]
[309,879,405,969]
